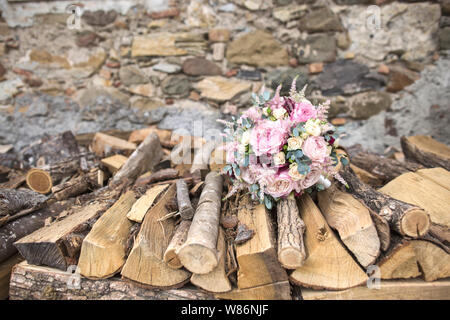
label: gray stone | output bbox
[153,62,181,74]
[82,10,117,27]
[161,75,192,97]
[237,69,262,81]
[218,3,237,13]
[273,5,307,23]
[274,0,293,5]
[0,78,23,104]
[439,27,450,50]
[26,99,49,117]
[347,91,392,120]
[265,67,310,96]
[119,66,149,86]
[182,58,222,76]
[293,34,336,64]
[299,7,343,33]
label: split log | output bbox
[276,198,306,269]
[121,184,191,288]
[301,279,450,300]
[401,135,450,170]
[14,201,110,270]
[376,234,420,280]
[178,172,223,274]
[134,168,179,187]
[369,210,391,252]
[51,169,101,201]
[91,132,137,157]
[75,130,132,148]
[9,262,213,300]
[163,220,191,269]
[0,188,47,216]
[0,200,72,264]
[235,197,288,289]
[0,254,22,300]
[412,240,450,282]
[78,191,137,279]
[111,132,163,185]
[379,171,450,230]
[339,166,430,238]
[190,141,217,174]
[215,281,291,300]
[415,167,450,191]
[128,126,176,148]
[290,194,368,290]
[26,169,53,194]
[126,184,169,223]
[101,154,128,174]
[317,185,380,267]
[350,164,383,187]
[176,179,194,220]
[191,228,232,293]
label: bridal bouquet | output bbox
[220,77,348,209]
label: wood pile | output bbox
[1,130,449,300]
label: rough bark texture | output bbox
[9,262,213,300]
[51,169,100,201]
[164,220,191,269]
[137,168,179,186]
[178,172,223,274]
[0,188,47,216]
[111,132,163,185]
[276,198,306,269]
[339,166,430,238]
[401,135,450,171]
[176,179,194,220]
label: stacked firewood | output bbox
[1,129,449,300]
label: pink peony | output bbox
[241,106,262,123]
[225,141,238,163]
[299,167,322,189]
[302,136,330,162]
[250,119,290,156]
[290,102,317,123]
[265,169,295,198]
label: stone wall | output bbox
[0,0,449,152]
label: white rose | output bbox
[300,132,309,140]
[241,130,251,145]
[287,136,304,151]
[272,108,286,120]
[238,143,246,154]
[273,152,286,166]
[305,119,321,136]
[263,107,270,116]
[289,163,305,181]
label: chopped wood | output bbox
[14,201,110,270]
[301,279,450,300]
[412,240,450,282]
[276,197,306,269]
[189,181,204,197]
[126,184,169,223]
[163,220,191,269]
[317,185,380,267]
[178,172,223,274]
[128,126,175,148]
[91,132,137,157]
[51,169,100,201]
[153,157,172,172]
[190,141,217,174]
[369,210,391,252]
[235,197,288,289]
[350,164,383,187]
[111,132,163,185]
[9,262,213,300]
[78,191,137,279]
[171,140,194,176]
[415,167,450,191]
[101,154,128,174]
[141,168,179,185]
[0,188,47,216]
[234,223,254,245]
[215,281,291,300]
[176,179,194,220]
[401,135,450,170]
[191,228,232,293]
[290,194,368,290]
[76,130,133,148]
[121,184,191,288]
[339,165,430,238]
[379,171,450,230]
[25,168,53,194]
[209,146,227,173]
[0,254,23,300]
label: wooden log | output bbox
[0,254,22,300]
[401,135,450,170]
[290,194,368,290]
[91,132,136,157]
[215,281,291,300]
[301,279,450,300]
[339,166,430,238]
[190,141,217,174]
[350,164,383,187]
[0,188,47,216]
[412,240,450,282]
[25,169,53,194]
[176,179,194,220]
[14,201,110,271]
[128,126,175,148]
[415,167,450,191]
[163,220,191,269]
[377,234,421,280]
[276,197,306,269]
[191,228,232,293]
[78,191,137,279]
[126,184,169,223]
[369,210,391,252]
[9,262,213,300]
[75,130,133,148]
[235,197,288,289]
[111,132,163,185]
[121,184,191,288]
[317,185,380,267]
[379,171,450,230]
[51,169,101,201]
[101,154,128,174]
[135,168,179,186]
[178,172,223,274]
[209,146,227,173]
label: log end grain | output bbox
[278,248,306,270]
[178,244,219,275]
[26,169,52,194]
[401,208,431,238]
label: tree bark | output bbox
[276,198,306,269]
[0,188,47,216]
[178,172,223,274]
[164,220,191,269]
[51,169,101,201]
[401,135,450,170]
[339,165,430,238]
[176,179,194,220]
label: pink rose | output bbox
[290,102,317,123]
[302,136,329,162]
[299,166,322,189]
[265,169,295,199]
[225,141,238,163]
[241,164,261,185]
[241,106,262,123]
[250,119,290,156]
